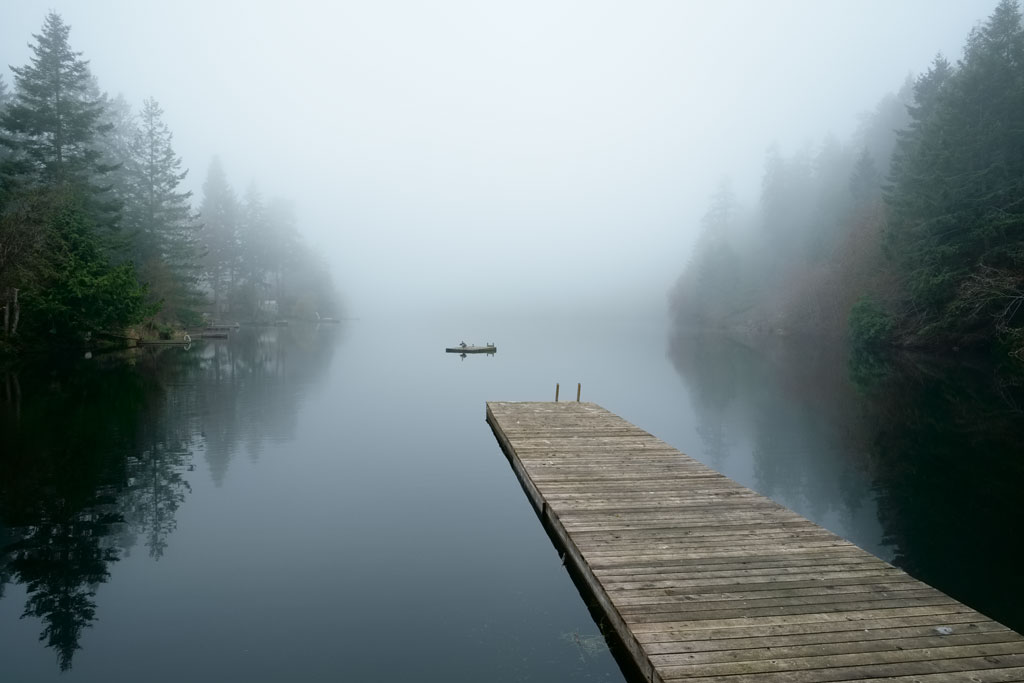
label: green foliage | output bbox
[670,89,906,337]
[672,0,1024,360]
[121,98,205,324]
[0,11,340,357]
[17,192,154,343]
[0,13,112,201]
[202,170,340,321]
[849,296,895,349]
[0,14,156,348]
[884,1,1024,351]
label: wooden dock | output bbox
[486,401,1024,683]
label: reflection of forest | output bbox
[668,330,1024,633]
[197,326,339,484]
[667,332,875,537]
[853,353,1024,633]
[0,325,340,670]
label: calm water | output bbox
[1,316,1022,681]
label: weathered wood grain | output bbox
[486,401,1023,683]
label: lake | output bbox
[1,315,1021,681]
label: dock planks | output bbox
[486,401,1024,683]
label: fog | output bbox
[1,1,992,316]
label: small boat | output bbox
[446,342,497,354]
[138,338,195,346]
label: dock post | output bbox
[576,383,581,402]
[555,383,559,402]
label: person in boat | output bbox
[460,341,467,348]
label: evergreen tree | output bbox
[123,98,203,324]
[0,74,10,159]
[93,93,136,245]
[234,183,271,317]
[850,147,881,206]
[760,144,816,268]
[885,56,953,231]
[264,197,302,310]
[885,0,1024,350]
[809,135,855,259]
[0,13,112,193]
[0,190,48,337]
[0,13,149,344]
[0,75,9,167]
[199,157,239,315]
[854,80,914,175]
[17,192,152,341]
[672,181,742,326]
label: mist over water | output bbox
[0,1,995,316]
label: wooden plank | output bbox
[649,630,1024,667]
[657,645,1024,679]
[641,619,1010,654]
[486,401,1023,683]
[634,611,996,644]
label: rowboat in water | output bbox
[445,342,497,354]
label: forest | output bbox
[0,13,338,355]
[670,0,1024,361]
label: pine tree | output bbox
[682,181,741,326]
[849,147,881,206]
[809,135,855,260]
[760,144,817,268]
[0,13,149,344]
[885,56,953,237]
[16,192,153,340]
[885,0,1024,351]
[123,98,204,325]
[93,93,136,241]
[235,183,274,318]
[0,13,111,192]
[853,80,914,175]
[0,75,10,159]
[0,75,9,167]
[199,157,239,316]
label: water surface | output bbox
[1,317,1021,680]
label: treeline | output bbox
[0,13,338,353]
[670,0,1024,359]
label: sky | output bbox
[0,1,997,316]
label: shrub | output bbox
[849,296,895,349]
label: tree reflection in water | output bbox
[667,331,874,526]
[0,357,151,670]
[0,324,339,670]
[850,350,1024,633]
[668,330,1024,634]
